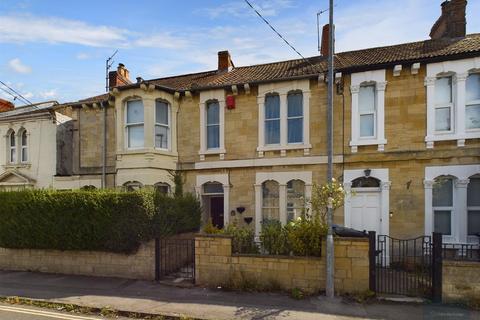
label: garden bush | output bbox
[0,189,201,254]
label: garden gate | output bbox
[155,238,195,282]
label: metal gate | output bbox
[369,232,442,301]
[155,238,195,282]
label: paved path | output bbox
[0,270,477,320]
[0,303,101,320]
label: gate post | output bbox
[155,238,160,281]
[368,231,376,293]
[432,232,443,303]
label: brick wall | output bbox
[0,241,155,280]
[443,260,480,303]
[195,235,369,294]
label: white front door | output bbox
[350,189,382,234]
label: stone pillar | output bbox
[254,184,262,237]
[424,180,435,236]
[280,93,288,155]
[350,85,359,153]
[198,102,206,160]
[455,179,469,243]
[279,183,287,225]
[257,96,265,157]
[424,77,436,148]
[454,73,468,147]
[376,81,387,151]
[143,98,155,148]
[223,184,230,226]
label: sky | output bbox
[0,0,479,105]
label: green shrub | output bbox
[0,189,201,254]
[284,217,325,257]
[260,220,289,255]
[223,224,258,254]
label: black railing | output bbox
[155,238,195,282]
[442,242,480,261]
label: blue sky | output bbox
[0,0,479,105]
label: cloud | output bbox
[39,89,57,99]
[202,0,294,18]
[134,33,189,49]
[8,58,31,74]
[76,53,90,60]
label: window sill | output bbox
[3,163,31,169]
[199,148,226,161]
[118,149,178,157]
[425,132,480,148]
[349,139,387,153]
[257,144,312,157]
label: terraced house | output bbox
[46,0,479,245]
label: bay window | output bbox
[359,85,376,138]
[287,91,303,143]
[467,176,480,236]
[126,100,144,149]
[435,77,453,132]
[466,73,480,130]
[155,100,169,149]
[265,94,280,145]
[206,100,220,149]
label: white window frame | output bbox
[425,57,480,148]
[466,72,480,131]
[286,91,304,144]
[257,80,311,157]
[8,130,16,164]
[125,99,144,150]
[254,171,312,236]
[358,84,377,139]
[432,177,455,237]
[425,164,480,244]
[467,176,480,239]
[154,100,170,151]
[199,89,225,160]
[20,129,28,163]
[264,93,281,146]
[433,76,455,134]
[261,180,280,221]
[206,100,221,150]
[350,69,387,153]
[286,179,306,222]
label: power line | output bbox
[243,0,322,73]
[0,80,33,105]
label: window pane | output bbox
[126,100,143,124]
[287,180,305,222]
[21,131,27,146]
[10,149,16,163]
[360,114,374,137]
[155,101,168,125]
[155,125,169,149]
[466,73,480,102]
[351,177,380,188]
[435,107,451,131]
[265,94,280,119]
[155,184,170,194]
[468,178,480,206]
[434,210,451,235]
[10,132,15,147]
[203,183,223,194]
[207,125,220,149]
[359,85,375,113]
[21,148,28,162]
[287,92,303,117]
[433,178,453,206]
[262,181,279,207]
[466,104,480,129]
[435,77,452,105]
[265,119,280,144]
[468,210,480,236]
[127,125,144,148]
[207,101,219,125]
[288,118,303,143]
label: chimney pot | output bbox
[430,0,467,39]
[320,24,330,57]
[0,98,14,112]
[218,51,234,72]
[109,63,132,89]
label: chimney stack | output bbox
[108,63,132,89]
[430,0,467,39]
[320,24,330,57]
[218,51,234,72]
[0,98,14,112]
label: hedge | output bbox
[0,189,201,254]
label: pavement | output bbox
[0,303,103,320]
[0,270,478,320]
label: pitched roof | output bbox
[0,101,58,119]
[146,33,480,91]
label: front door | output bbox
[350,190,381,234]
[210,197,224,229]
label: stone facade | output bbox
[443,260,480,303]
[0,241,155,280]
[195,235,369,294]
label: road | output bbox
[0,304,102,320]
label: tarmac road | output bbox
[0,304,102,320]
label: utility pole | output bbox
[103,50,118,189]
[325,0,335,298]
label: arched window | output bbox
[359,83,376,137]
[80,185,96,191]
[262,180,279,221]
[265,93,280,145]
[206,100,220,149]
[434,76,453,132]
[287,180,305,221]
[466,73,480,130]
[123,181,143,192]
[287,91,303,143]
[154,182,170,195]
[155,100,169,149]
[20,130,28,163]
[125,99,144,148]
[433,176,454,235]
[8,130,16,163]
[467,175,480,236]
[351,176,380,188]
[203,182,223,194]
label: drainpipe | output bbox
[101,101,107,188]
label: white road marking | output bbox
[0,305,99,320]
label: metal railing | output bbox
[442,242,480,261]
